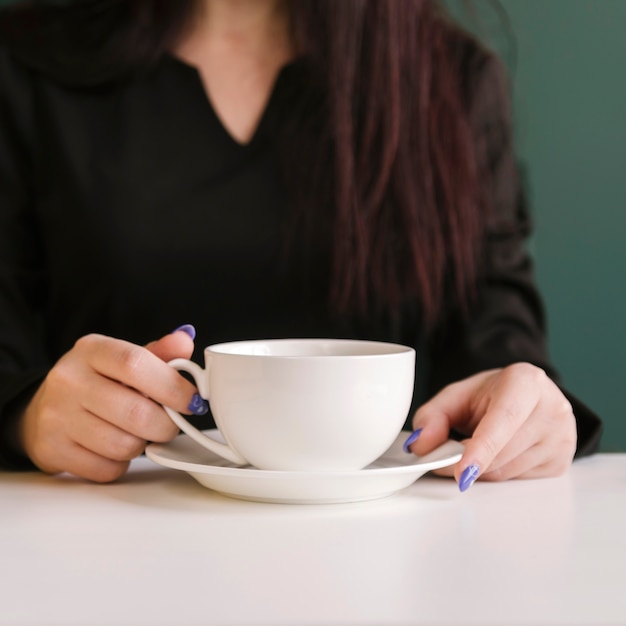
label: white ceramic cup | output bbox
[162,338,416,471]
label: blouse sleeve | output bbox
[0,44,50,470]
[423,50,602,457]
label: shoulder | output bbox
[442,21,525,228]
[0,4,58,83]
[441,22,515,166]
[444,22,512,124]
[426,13,515,166]
[0,8,37,127]
[0,2,146,89]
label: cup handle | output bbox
[161,358,247,466]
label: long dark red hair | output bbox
[2,0,490,326]
[288,1,487,326]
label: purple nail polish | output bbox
[188,393,208,416]
[172,324,196,340]
[402,428,423,453]
[459,464,480,492]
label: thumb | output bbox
[403,377,480,475]
[145,324,196,362]
[404,402,460,477]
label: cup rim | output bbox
[205,338,414,358]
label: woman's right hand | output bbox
[18,328,204,483]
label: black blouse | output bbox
[0,30,602,469]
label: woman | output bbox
[0,0,602,488]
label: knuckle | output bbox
[567,430,578,452]
[73,333,104,353]
[111,433,145,461]
[36,404,62,435]
[531,365,549,386]
[118,344,147,378]
[89,461,129,484]
[562,425,578,457]
[480,465,505,482]
[45,363,74,390]
[170,367,195,396]
[126,397,153,432]
[151,410,180,442]
[506,361,547,385]
[549,397,577,444]
[552,459,572,477]
[501,404,519,429]
[477,433,499,462]
[413,403,430,423]
[545,453,573,478]
[443,379,465,396]
[27,431,62,474]
[557,397,574,420]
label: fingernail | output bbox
[188,393,208,416]
[459,464,480,492]
[172,324,196,340]
[402,428,423,453]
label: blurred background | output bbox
[1,0,624,450]
[451,0,625,451]
[504,0,625,452]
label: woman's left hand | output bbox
[405,362,577,491]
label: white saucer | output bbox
[146,430,463,504]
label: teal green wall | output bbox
[495,0,626,451]
[450,0,625,452]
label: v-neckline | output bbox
[164,53,294,150]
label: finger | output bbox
[145,324,195,362]
[426,435,471,478]
[456,364,545,485]
[70,407,149,462]
[478,442,545,481]
[436,393,575,483]
[56,440,130,483]
[75,334,199,414]
[510,454,573,480]
[429,445,546,482]
[79,370,180,442]
[69,445,130,483]
[406,373,495,457]
[477,417,541,475]
[481,437,575,481]
[405,404,455,457]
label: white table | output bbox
[1,453,625,626]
